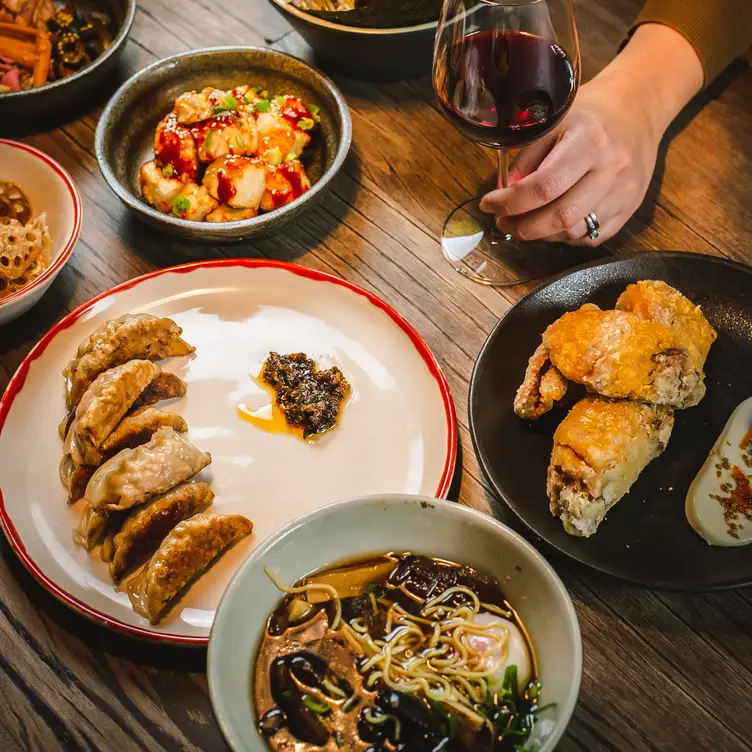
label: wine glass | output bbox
[433,0,581,286]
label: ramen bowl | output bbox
[208,494,582,751]
[266,0,438,80]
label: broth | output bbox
[253,554,544,751]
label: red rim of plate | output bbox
[0,139,82,308]
[0,258,458,645]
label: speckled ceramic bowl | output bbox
[266,0,438,80]
[0,0,135,123]
[208,494,583,752]
[95,46,352,242]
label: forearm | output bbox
[586,23,703,143]
[632,0,752,87]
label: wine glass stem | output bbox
[497,148,510,190]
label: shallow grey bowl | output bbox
[267,0,438,80]
[208,494,583,752]
[0,0,135,123]
[95,46,352,242]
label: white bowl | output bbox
[0,139,81,328]
[208,494,583,752]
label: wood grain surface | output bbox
[1,0,751,750]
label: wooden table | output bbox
[1,0,751,749]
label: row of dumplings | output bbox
[58,313,253,624]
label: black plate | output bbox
[469,252,752,591]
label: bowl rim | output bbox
[268,0,439,34]
[0,139,82,309]
[207,493,583,752]
[94,45,353,233]
[0,0,136,102]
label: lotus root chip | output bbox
[0,213,51,285]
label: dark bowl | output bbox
[95,46,352,243]
[0,0,135,123]
[267,0,438,81]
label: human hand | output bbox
[479,24,704,246]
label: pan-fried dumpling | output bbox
[73,504,121,551]
[109,482,215,582]
[85,427,211,512]
[130,372,187,410]
[128,512,253,623]
[64,462,96,505]
[64,313,194,407]
[62,408,188,505]
[63,360,161,465]
[100,407,188,456]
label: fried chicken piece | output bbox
[190,112,259,163]
[154,113,200,181]
[171,182,218,222]
[174,88,228,124]
[514,344,569,420]
[260,161,311,212]
[615,280,717,370]
[205,205,258,222]
[547,397,674,537]
[202,155,266,209]
[515,304,705,419]
[130,372,187,409]
[257,110,310,161]
[139,159,185,214]
[543,305,704,407]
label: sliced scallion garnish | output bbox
[172,195,190,216]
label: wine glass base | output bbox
[441,197,554,287]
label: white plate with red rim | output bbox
[0,259,457,644]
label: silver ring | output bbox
[584,211,600,240]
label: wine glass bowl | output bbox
[433,0,580,286]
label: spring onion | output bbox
[172,195,190,216]
[301,694,331,715]
[263,147,282,166]
[161,163,174,178]
[214,94,239,113]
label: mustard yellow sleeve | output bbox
[629,0,752,86]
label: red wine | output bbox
[435,30,577,150]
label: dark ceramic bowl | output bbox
[0,0,135,123]
[95,46,352,242]
[267,0,438,80]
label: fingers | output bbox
[544,211,625,247]
[479,130,594,218]
[496,170,612,242]
[508,132,557,182]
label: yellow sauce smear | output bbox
[236,378,303,438]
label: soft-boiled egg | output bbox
[466,612,532,693]
[686,396,752,546]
